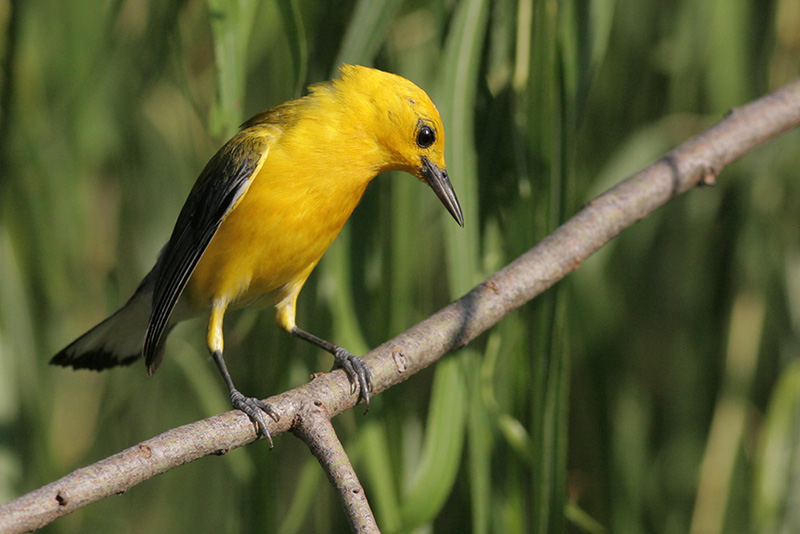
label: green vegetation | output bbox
[2,0,799,532]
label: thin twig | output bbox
[293,403,380,533]
[1,78,799,534]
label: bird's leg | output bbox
[210,350,280,447]
[208,302,279,444]
[290,326,373,411]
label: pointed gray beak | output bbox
[420,157,464,227]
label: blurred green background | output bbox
[2,0,800,532]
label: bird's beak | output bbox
[420,157,464,227]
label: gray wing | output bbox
[143,128,274,373]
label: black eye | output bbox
[416,125,436,148]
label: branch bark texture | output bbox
[2,78,800,533]
[293,404,379,533]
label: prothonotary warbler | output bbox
[51,64,464,444]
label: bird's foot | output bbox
[331,348,373,412]
[230,390,280,447]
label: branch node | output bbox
[392,348,409,373]
[699,162,720,186]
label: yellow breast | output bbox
[185,133,376,311]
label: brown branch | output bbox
[293,403,380,533]
[2,78,800,533]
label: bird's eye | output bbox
[416,125,436,148]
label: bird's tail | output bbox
[50,273,159,371]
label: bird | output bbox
[50,64,464,445]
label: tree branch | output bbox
[2,78,799,533]
[293,403,379,533]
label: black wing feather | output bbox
[143,130,272,372]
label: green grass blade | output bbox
[436,0,488,295]
[276,456,325,534]
[359,421,402,532]
[465,350,492,534]
[206,0,259,138]
[275,0,308,96]
[753,358,800,533]
[334,0,403,68]
[400,357,467,529]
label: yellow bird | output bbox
[51,64,464,444]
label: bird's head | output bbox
[332,65,464,227]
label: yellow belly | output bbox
[185,145,372,313]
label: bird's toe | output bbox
[230,390,280,447]
[332,349,372,411]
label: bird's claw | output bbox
[230,390,280,447]
[332,348,373,412]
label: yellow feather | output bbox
[52,64,462,438]
[188,65,448,330]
